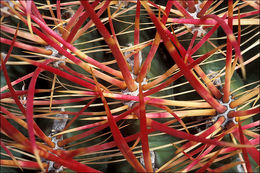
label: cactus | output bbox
[0,0,259,172]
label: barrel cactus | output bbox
[0,0,259,172]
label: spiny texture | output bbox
[0,0,259,172]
